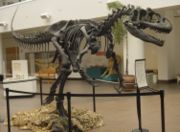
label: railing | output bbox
[3,77,166,132]
[0,0,25,7]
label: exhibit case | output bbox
[3,76,37,96]
[3,60,37,96]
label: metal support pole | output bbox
[39,78,43,105]
[67,92,72,132]
[92,85,96,112]
[132,88,149,132]
[137,88,142,130]
[160,90,165,132]
[5,88,11,132]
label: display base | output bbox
[132,128,149,132]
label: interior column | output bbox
[123,33,145,75]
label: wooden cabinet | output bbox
[5,47,19,76]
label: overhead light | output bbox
[0,22,8,28]
[40,13,51,20]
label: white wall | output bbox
[144,9,180,80]
[174,16,180,75]
[144,44,158,70]
[157,10,178,80]
[0,0,108,33]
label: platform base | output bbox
[132,128,149,132]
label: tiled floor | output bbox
[0,80,180,132]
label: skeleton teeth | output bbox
[159,33,166,41]
[143,28,167,43]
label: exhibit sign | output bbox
[12,60,28,79]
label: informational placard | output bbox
[12,60,28,79]
[135,60,148,88]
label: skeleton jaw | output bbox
[139,21,172,33]
[124,22,169,46]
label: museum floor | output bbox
[0,80,180,132]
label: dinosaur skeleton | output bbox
[11,5,172,117]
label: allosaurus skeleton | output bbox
[11,5,172,117]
